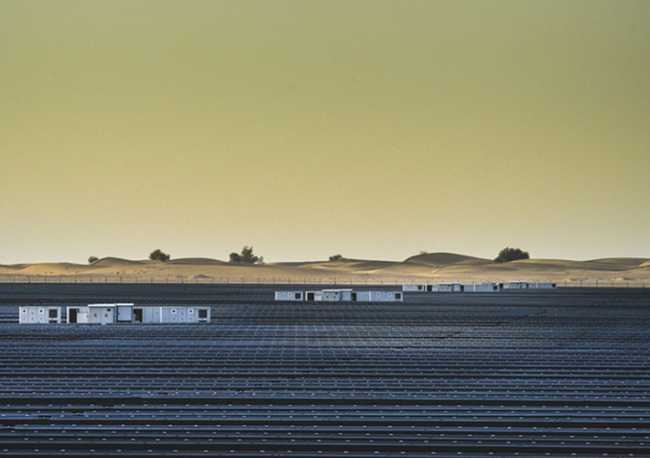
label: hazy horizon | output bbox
[2,1,649,264]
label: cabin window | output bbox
[395,293,402,300]
[295,293,302,300]
[198,309,208,319]
[49,309,58,318]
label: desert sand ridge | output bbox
[1,253,649,283]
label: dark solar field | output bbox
[0,284,649,457]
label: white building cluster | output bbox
[19,303,211,325]
[275,289,403,302]
[403,281,557,292]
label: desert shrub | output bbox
[229,246,263,264]
[494,247,530,263]
[149,249,171,262]
[329,254,343,261]
[88,256,99,264]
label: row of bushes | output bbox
[88,247,530,265]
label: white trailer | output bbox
[352,291,372,302]
[158,307,208,323]
[88,304,116,325]
[66,306,89,324]
[117,303,134,322]
[133,306,159,324]
[305,291,323,302]
[19,306,62,324]
[474,282,500,292]
[133,306,210,324]
[461,283,500,292]
[275,291,304,301]
[529,282,557,289]
[438,283,463,292]
[63,304,210,324]
[402,284,427,292]
[370,291,403,302]
[322,290,342,302]
[505,281,529,289]
[338,289,351,301]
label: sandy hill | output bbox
[402,252,491,267]
[1,253,649,284]
[167,258,226,265]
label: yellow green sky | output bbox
[1,0,649,264]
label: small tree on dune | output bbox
[149,249,171,262]
[88,256,99,264]
[229,246,263,264]
[329,254,343,261]
[494,247,530,263]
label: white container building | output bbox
[117,303,134,322]
[474,282,501,292]
[438,283,463,292]
[305,291,323,302]
[275,291,304,301]
[369,291,403,302]
[535,282,557,289]
[63,304,210,324]
[19,306,62,324]
[461,283,500,292]
[322,289,342,302]
[505,281,529,289]
[88,304,116,325]
[352,291,372,302]
[157,306,210,323]
[277,289,402,302]
[339,289,354,301]
[402,284,427,292]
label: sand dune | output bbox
[402,252,491,267]
[167,258,226,265]
[1,252,649,283]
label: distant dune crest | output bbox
[0,253,649,283]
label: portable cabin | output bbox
[370,291,403,302]
[275,291,304,301]
[88,304,116,325]
[132,306,159,324]
[505,281,529,289]
[66,306,89,324]
[117,303,134,322]
[19,306,62,324]
[534,282,557,289]
[339,289,354,301]
[160,307,188,323]
[322,289,342,302]
[158,306,210,323]
[438,283,463,292]
[305,291,323,302]
[402,284,427,292]
[474,282,500,292]
[352,291,372,302]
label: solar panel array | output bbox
[0,284,649,456]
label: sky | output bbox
[1,0,649,264]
